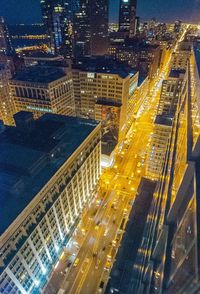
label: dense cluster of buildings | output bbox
[1,0,200,293]
[131,41,200,293]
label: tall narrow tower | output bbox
[40,0,78,57]
[0,17,14,55]
[90,0,109,55]
[119,0,137,38]
[73,0,109,57]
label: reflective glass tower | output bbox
[40,0,79,57]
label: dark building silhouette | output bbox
[73,0,109,57]
[119,0,137,38]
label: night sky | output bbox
[0,0,199,24]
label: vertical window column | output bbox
[27,238,45,273]
[59,197,70,233]
[37,226,52,262]
[44,215,57,250]
[80,167,86,203]
[52,205,64,241]
[5,268,27,294]
[17,252,35,285]
[70,182,79,217]
[65,188,74,224]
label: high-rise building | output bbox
[119,0,137,38]
[108,41,161,79]
[157,69,186,116]
[0,17,14,55]
[0,111,101,294]
[131,44,200,293]
[73,0,109,57]
[72,56,138,153]
[9,66,75,118]
[146,68,187,180]
[90,0,109,55]
[146,115,173,180]
[0,63,15,126]
[171,42,191,70]
[40,0,77,57]
[73,0,91,58]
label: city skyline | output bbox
[0,0,200,24]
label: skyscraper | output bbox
[73,0,91,58]
[40,0,78,57]
[0,17,14,55]
[90,0,109,55]
[119,0,137,38]
[0,63,16,126]
[73,0,109,57]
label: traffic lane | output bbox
[68,216,112,292]
[78,193,132,294]
[118,131,145,175]
[67,130,150,290]
[65,191,119,292]
[67,226,105,294]
[62,51,170,293]
[60,192,115,290]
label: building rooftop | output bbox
[169,68,186,78]
[138,73,148,86]
[72,56,136,79]
[12,66,67,83]
[155,114,173,126]
[0,112,99,235]
[23,52,63,60]
[95,98,122,107]
[110,38,160,52]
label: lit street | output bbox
[42,34,183,294]
[0,4,197,292]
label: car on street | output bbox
[98,281,105,292]
[104,260,111,271]
[73,258,80,267]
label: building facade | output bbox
[90,0,109,55]
[108,42,161,79]
[146,115,173,180]
[73,0,91,58]
[72,57,138,153]
[0,112,101,294]
[131,43,200,293]
[119,0,137,38]
[0,63,15,126]
[0,17,14,55]
[40,0,77,57]
[73,0,109,57]
[157,69,186,116]
[146,68,187,180]
[9,66,75,118]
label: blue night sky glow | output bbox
[0,0,199,24]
